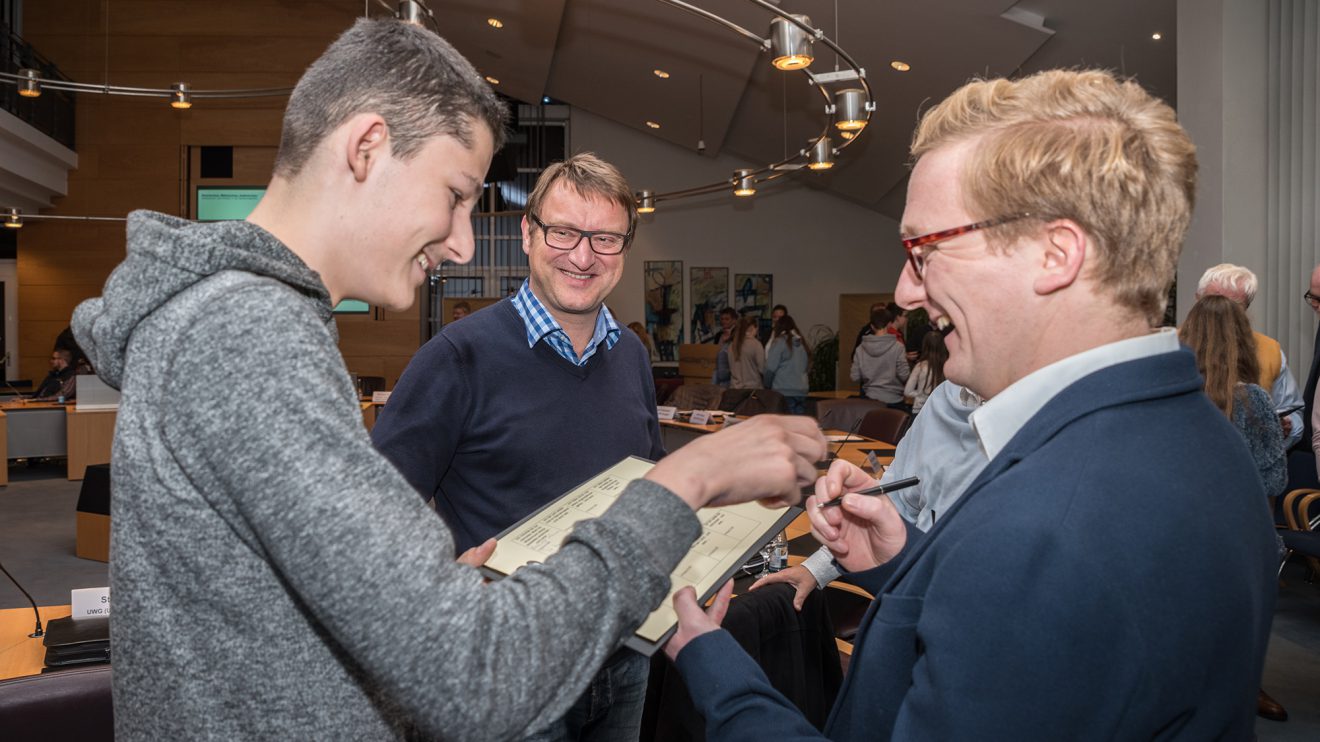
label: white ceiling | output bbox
[431,0,1177,219]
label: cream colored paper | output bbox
[484,456,791,644]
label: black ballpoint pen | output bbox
[817,476,920,509]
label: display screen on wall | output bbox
[194,186,368,314]
[196,187,266,221]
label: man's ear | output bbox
[344,114,389,183]
[1034,220,1087,296]
[520,214,532,256]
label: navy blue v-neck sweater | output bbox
[373,298,665,553]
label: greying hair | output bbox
[525,153,639,242]
[1195,263,1258,308]
[274,18,508,178]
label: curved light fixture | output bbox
[398,1,427,25]
[170,82,192,109]
[807,137,834,170]
[834,88,868,131]
[733,170,756,197]
[17,68,41,98]
[0,1,445,106]
[637,190,657,213]
[4,209,21,229]
[637,0,875,213]
[770,14,814,70]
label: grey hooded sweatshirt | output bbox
[850,333,911,403]
[72,211,701,740]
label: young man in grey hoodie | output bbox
[72,19,826,741]
[850,306,911,404]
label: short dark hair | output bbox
[719,307,738,320]
[772,304,788,314]
[274,19,508,178]
[870,307,893,329]
[453,301,472,312]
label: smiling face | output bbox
[522,182,628,323]
[349,126,494,312]
[894,138,1039,399]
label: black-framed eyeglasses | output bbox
[900,213,1032,277]
[1305,291,1320,308]
[529,213,631,255]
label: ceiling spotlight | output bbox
[17,68,41,98]
[890,60,911,72]
[637,190,656,214]
[770,15,814,71]
[487,17,504,29]
[484,76,499,85]
[398,1,426,25]
[807,137,834,170]
[1151,32,1162,40]
[4,209,21,229]
[733,170,756,197]
[834,88,867,131]
[170,82,192,109]
[653,69,670,79]
[646,121,661,129]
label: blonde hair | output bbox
[526,152,638,241]
[911,69,1197,324]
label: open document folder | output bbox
[481,456,800,656]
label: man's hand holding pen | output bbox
[806,459,910,573]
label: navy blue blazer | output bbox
[677,349,1278,740]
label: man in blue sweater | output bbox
[665,69,1279,740]
[373,153,661,742]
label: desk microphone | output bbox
[815,417,863,470]
[0,558,44,638]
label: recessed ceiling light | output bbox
[487,18,504,29]
[1151,32,1162,40]
[653,69,670,79]
[890,60,911,72]
[646,121,661,129]
[484,76,499,85]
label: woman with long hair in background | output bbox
[764,314,812,413]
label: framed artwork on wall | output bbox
[733,273,774,337]
[644,260,684,361]
[689,267,729,344]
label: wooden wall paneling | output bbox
[836,293,892,391]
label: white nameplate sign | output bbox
[71,586,111,619]
[371,391,392,404]
[722,414,742,428]
[689,410,712,425]
[657,405,677,421]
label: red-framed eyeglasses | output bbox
[901,213,1032,276]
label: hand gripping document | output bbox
[480,456,800,655]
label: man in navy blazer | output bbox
[663,69,1279,740]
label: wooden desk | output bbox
[67,407,116,480]
[0,402,117,481]
[0,605,72,681]
[807,390,858,400]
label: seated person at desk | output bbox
[664,69,1277,740]
[31,349,77,401]
[850,306,909,406]
[373,153,669,742]
[71,19,827,740]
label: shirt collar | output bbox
[969,328,1179,461]
[510,279,620,363]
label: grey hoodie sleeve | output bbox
[161,283,700,740]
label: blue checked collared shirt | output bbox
[511,279,620,366]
